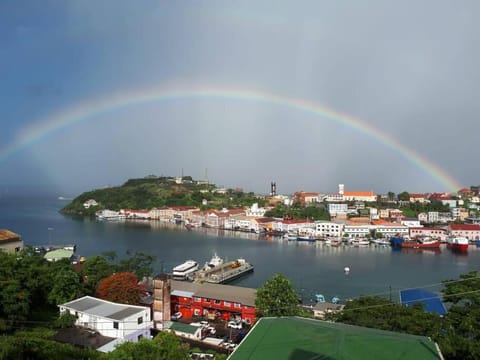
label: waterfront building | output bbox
[448,224,480,240]
[409,227,448,241]
[373,222,408,238]
[276,219,315,234]
[343,224,370,238]
[59,296,151,352]
[0,229,23,254]
[314,221,343,238]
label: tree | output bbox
[397,191,410,201]
[82,255,115,294]
[96,272,146,305]
[0,280,30,322]
[387,191,396,201]
[48,267,83,305]
[116,251,156,278]
[255,274,300,317]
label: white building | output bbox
[343,224,371,238]
[314,221,343,238]
[328,203,348,217]
[373,224,408,238]
[246,203,267,217]
[401,219,422,228]
[83,199,98,209]
[59,296,151,349]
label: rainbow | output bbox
[0,85,462,191]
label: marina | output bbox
[2,195,480,302]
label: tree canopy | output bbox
[96,272,146,305]
[255,274,300,317]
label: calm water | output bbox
[1,194,478,303]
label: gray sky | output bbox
[1,1,479,195]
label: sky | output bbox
[1,1,479,196]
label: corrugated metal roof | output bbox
[61,296,148,320]
[400,289,446,315]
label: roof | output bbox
[44,249,74,260]
[449,224,480,231]
[50,327,115,350]
[229,317,442,360]
[343,191,376,197]
[60,296,148,321]
[400,289,446,316]
[0,229,20,242]
[168,322,200,335]
[171,280,256,306]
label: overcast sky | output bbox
[1,1,479,196]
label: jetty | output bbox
[193,258,254,284]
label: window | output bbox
[224,301,231,307]
[234,303,241,308]
[214,299,221,305]
[193,297,201,302]
[137,317,143,325]
[113,321,119,329]
[204,298,211,302]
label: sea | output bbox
[1,192,479,304]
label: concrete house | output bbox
[59,296,151,350]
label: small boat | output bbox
[297,235,317,242]
[447,237,469,251]
[372,238,390,246]
[400,237,441,249]
[203,253,224,270]
[285,232,298,241]
[351,238,370,246]
[330,238,342,247]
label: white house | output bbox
[83,199,98,209]
[246,203,267,217]
[59,296,151,346]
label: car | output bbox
[171,312,183,321]
[227,320,242,329]
[199,321,209,327]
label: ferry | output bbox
[447,236,469,251]
[172,260,199,280]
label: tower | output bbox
[339,184,344,195]
[152,273,171,330]
[270,181,277,196]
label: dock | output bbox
[193,259,254,284]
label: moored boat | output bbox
[400,237,441,249]
[172,260,199,280]
[447,237,469,251]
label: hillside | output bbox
[60,176,265,216]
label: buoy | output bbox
[344,266,350,274]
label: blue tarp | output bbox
[400,288,446,315]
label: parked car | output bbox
[227,320,242,329]
[171,312,183,320]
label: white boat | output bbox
[95,209,126,220]
[203,253,224,270]
[172,260,199,280]
[372,238,390,246]
[351,238,370,246]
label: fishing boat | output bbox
[400,237,441,249]
[446,236,469,251]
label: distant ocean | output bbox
[1,191,479,303]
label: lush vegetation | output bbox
[61,176,266,216]
[399,200,450,218]
[264,203,330,221]
[0,249,223,359]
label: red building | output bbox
[170,280,256,325]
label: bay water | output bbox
[1,193,478,303]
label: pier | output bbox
[193,259,254,284]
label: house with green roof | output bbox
[228,317,443,360]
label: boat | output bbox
[285,231,298,241]
[330,238,342,247]
[203,253,224,270]
[447,237,469,251]
[95,209,126,221]
[350,238,370,246]
[390,236,404,248]
[372,238,390,246]
[297,235,317,243]
[400,237,441,249]
[172,260,199,280]
[197,258,254,284]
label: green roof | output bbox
[229,317,442,360]
[44,249,73,260]
[169,322,199,335]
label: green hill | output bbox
[60,176,265,216]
